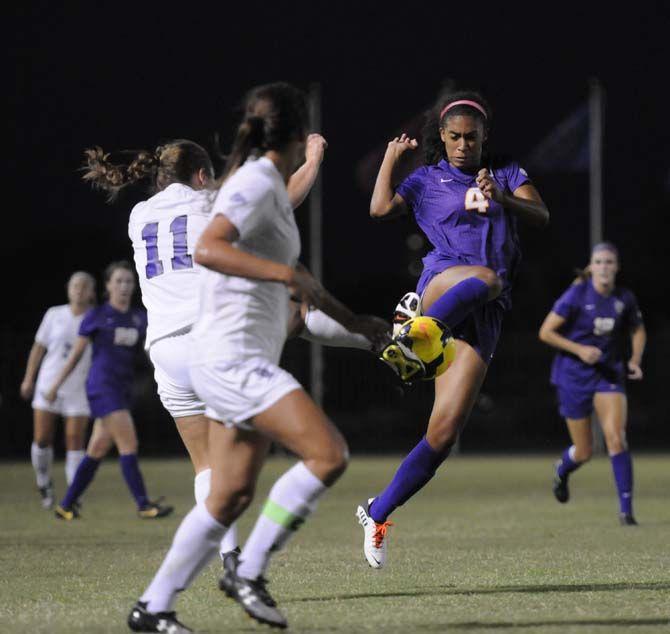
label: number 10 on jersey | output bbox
[141,215,193,279]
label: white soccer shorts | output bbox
[32,389,90,417]
[149,333,206,419]
[189,357,301,430]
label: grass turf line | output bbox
[0,455,668,633]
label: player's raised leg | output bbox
[358,340,486,568]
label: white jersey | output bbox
[128,183,215,346]
[34,305,92,396]
[191,157,300,366]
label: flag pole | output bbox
[589,78,606,454]
[589,78,604,248]
[308,83,324,407]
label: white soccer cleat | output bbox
[392,292,421,337]
[356,498,393,569]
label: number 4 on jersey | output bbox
[464,187,489,214]
[141,215,193,279]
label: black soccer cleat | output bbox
[138,498,174,519]
[127,600,192,633]
[221,548,278,608]
[552,463,569,503]
[619,513,638,526]
[219,561,287,628]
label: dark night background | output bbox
[3,3,669,457]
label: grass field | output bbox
[0,455,668,633]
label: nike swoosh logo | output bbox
[440,178,454,183]
[370,554,381,565]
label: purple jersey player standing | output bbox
[356,89,550,569]
[539,242,646,525]
[45,261,173,520]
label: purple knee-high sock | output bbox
[60,455,100,508]
[369,437,449,523]
[610,450,633,515]
[424,277,490,328]
[119,454,150,509]
[556,446,583,479]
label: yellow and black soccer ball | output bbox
[396,316,456,380]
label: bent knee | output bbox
[209,481,256,517]
[605,436,627,455]
[573,445,593,462]
[426,421,461,453]
[310,441,349,486]
[323,443,350,482]
[474,267,503,297]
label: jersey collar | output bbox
[437,159,479,184]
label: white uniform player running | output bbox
[130,82,390,633]
[84,137,376,572]
[21,272,95,508]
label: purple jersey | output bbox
[396,159,530,310]
[550,280,643,390]
[79,303,147,395]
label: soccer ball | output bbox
[396,316,456,380]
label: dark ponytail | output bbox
[220,82,309,181]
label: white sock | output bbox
[194,468,239,556]
[237,462,326,580]
[65,450,86,485]
[300,308,371,350]
[31,442,53,488]
[141,503,227,613]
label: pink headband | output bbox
[440,100,487,120]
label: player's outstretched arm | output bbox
[44,336,90,402]
[287,134,327,210]
[370,134,417,218]
[290,264,390,349]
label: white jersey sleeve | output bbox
[128,184,216,346]
[212,176,274,239]
[35,307,56,347]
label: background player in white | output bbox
[20,271,95,508]
[128,82,389,632]
[82,136,379,564]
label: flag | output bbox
[525,104,589,173]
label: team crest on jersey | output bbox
[133,314,142,326]
[614,299,624,314]
[114,327,139,346]
[230,192,247,205]
[593,317,615,336]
